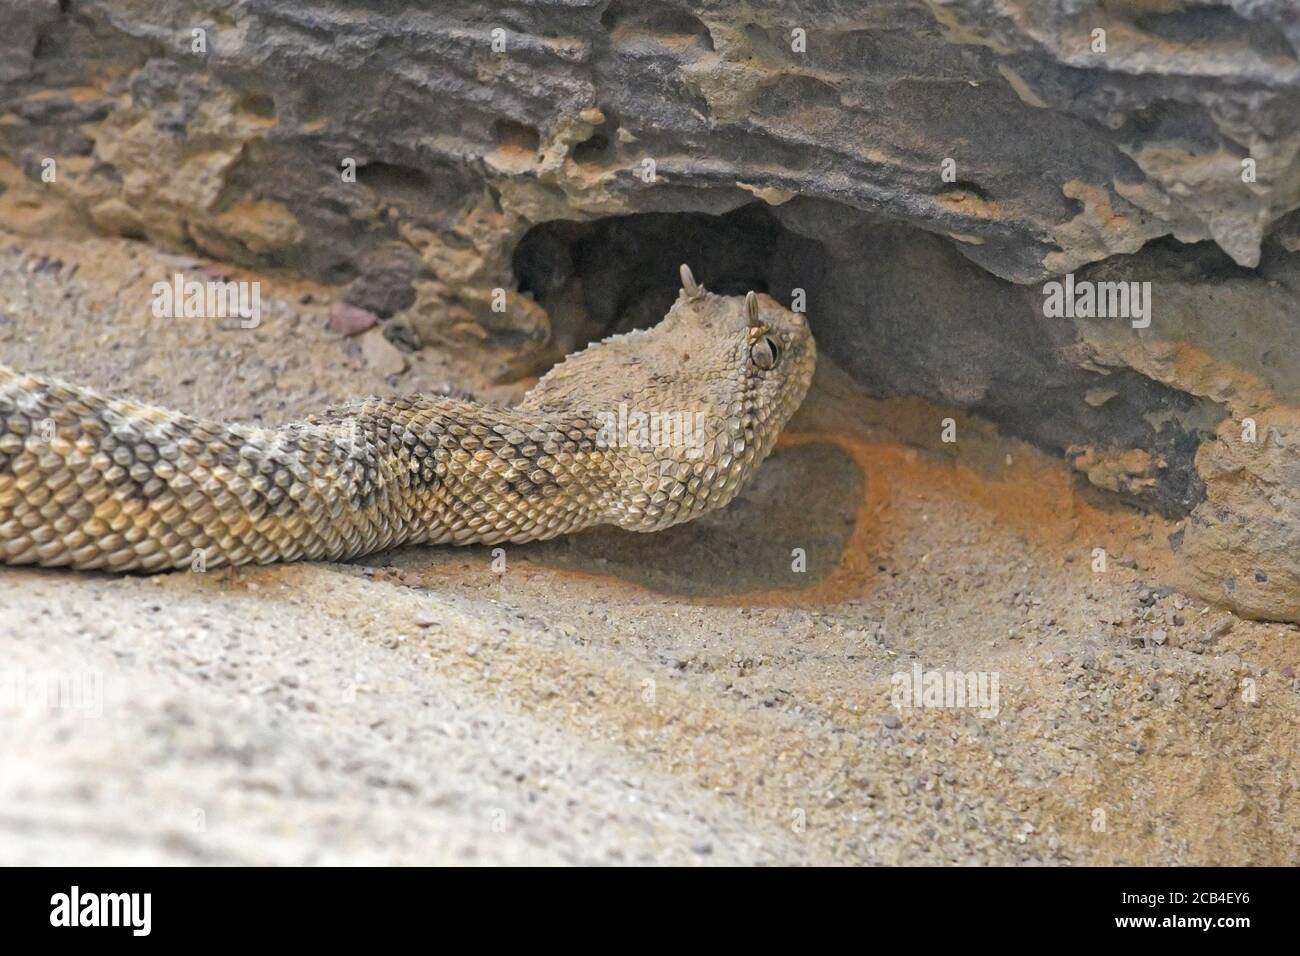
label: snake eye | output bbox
[750,335,780,370]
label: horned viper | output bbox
[0,266,815,571]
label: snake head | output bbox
[664,265,817,449]
[518,265,815,529]
[523,264,816,444]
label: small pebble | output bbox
[328,301,379,336]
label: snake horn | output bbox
[679,263,703,300]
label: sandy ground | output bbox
[0,233,1297,865]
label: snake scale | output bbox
[0,267,815,572]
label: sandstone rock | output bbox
[327,302,378,337]
[360,327,408,378]
[5,1,1295,285]
[343,246,422,318]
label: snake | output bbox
[0,266,816,572]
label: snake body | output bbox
[0,268,815,572]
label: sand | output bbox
[0,232,1296,865]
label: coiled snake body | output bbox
[0,267,815,572]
